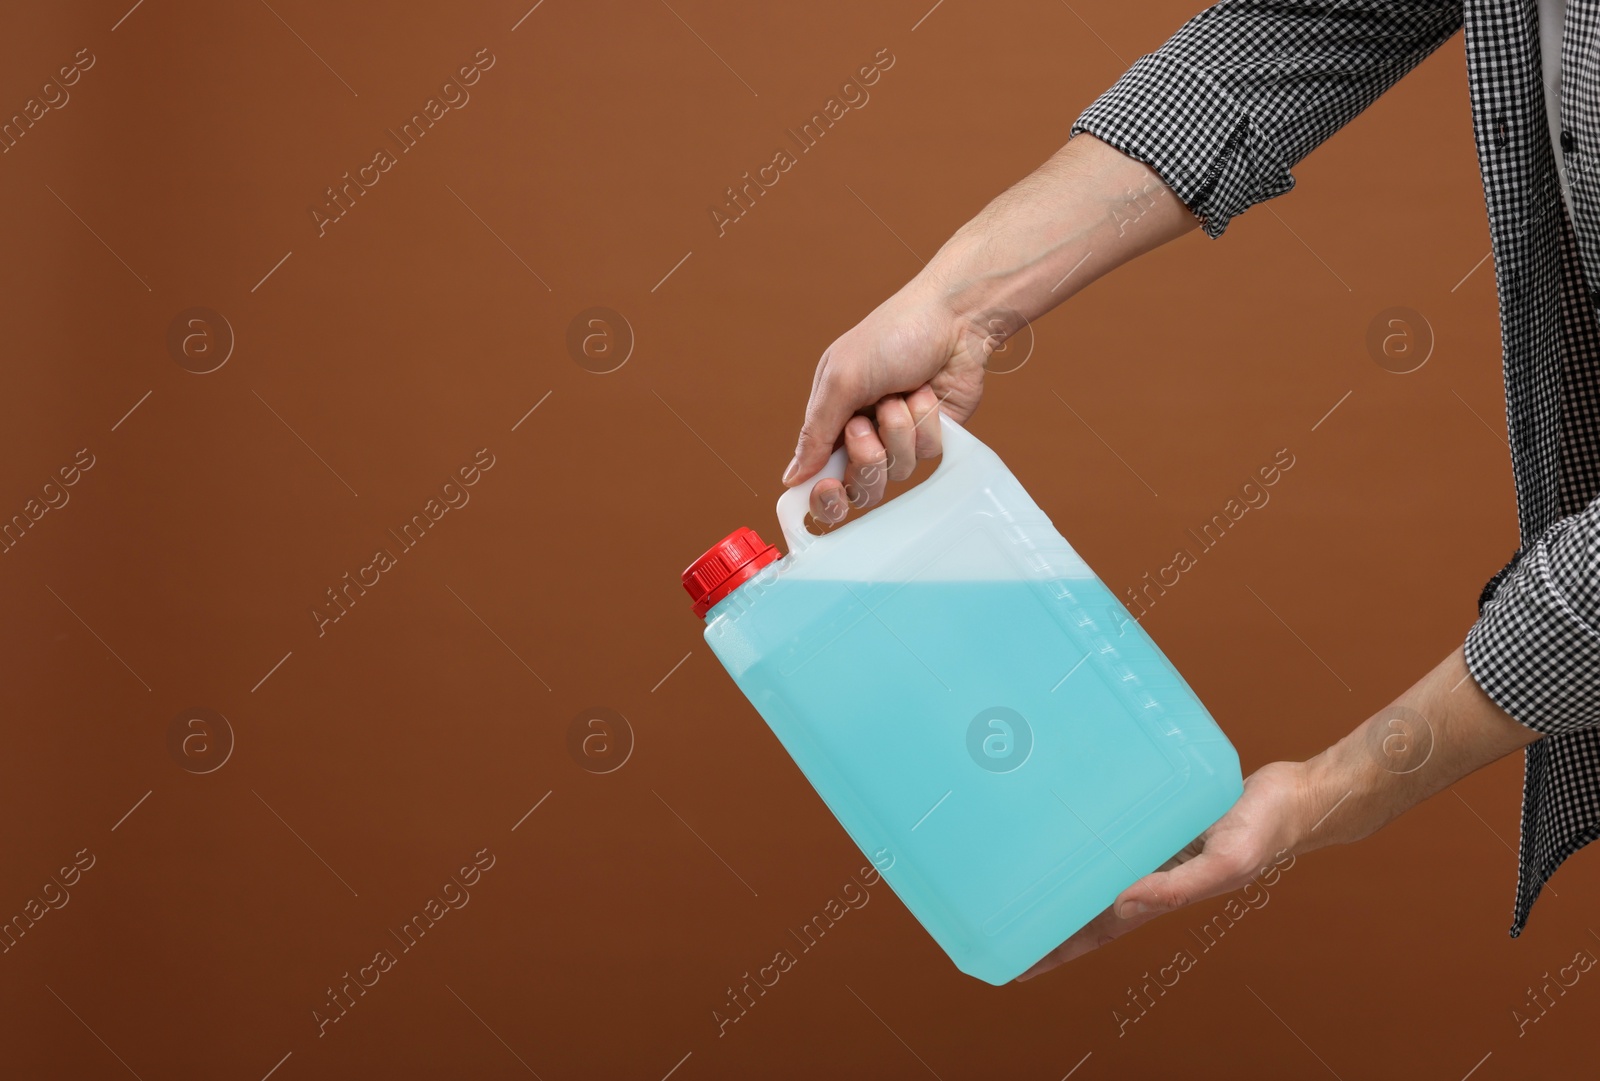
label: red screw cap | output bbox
[683,527,780,618]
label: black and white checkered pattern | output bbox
[1071,0,1600,936]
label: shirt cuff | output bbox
[1465,512,1600,734]
[1070,51,1295,239]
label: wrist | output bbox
[1291,646,1534,854]
[894,252,1034,359]
[899,241,996,319]
[1294,744,1372,855]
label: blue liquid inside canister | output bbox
[704,570,1242,985]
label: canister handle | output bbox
[775,412,975,556]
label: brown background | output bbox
[0,1,1589,1078]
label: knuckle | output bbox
[821,363,863,401]
[843,478,879,507]
[798,414,840,456]
[796,416,825,450]
[877,400,913,432]
[848,428,888,467]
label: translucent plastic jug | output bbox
[682,415,1242,984]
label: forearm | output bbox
[1294,647,1540,853]
[898,133,1199,330]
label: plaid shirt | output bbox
[1072,0,1600,936]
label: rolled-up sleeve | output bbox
[1467,492,1600,733]
[1071,2,1463,237]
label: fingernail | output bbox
[1117,900,1148,920]
[820,490,845,521]
[782,457,800,484]
[847,416,873,437]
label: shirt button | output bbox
[1591,286,1600,305]
[1562,130,1577,153]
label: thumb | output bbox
[1114,849,1240,921]
[784,364,863,485]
